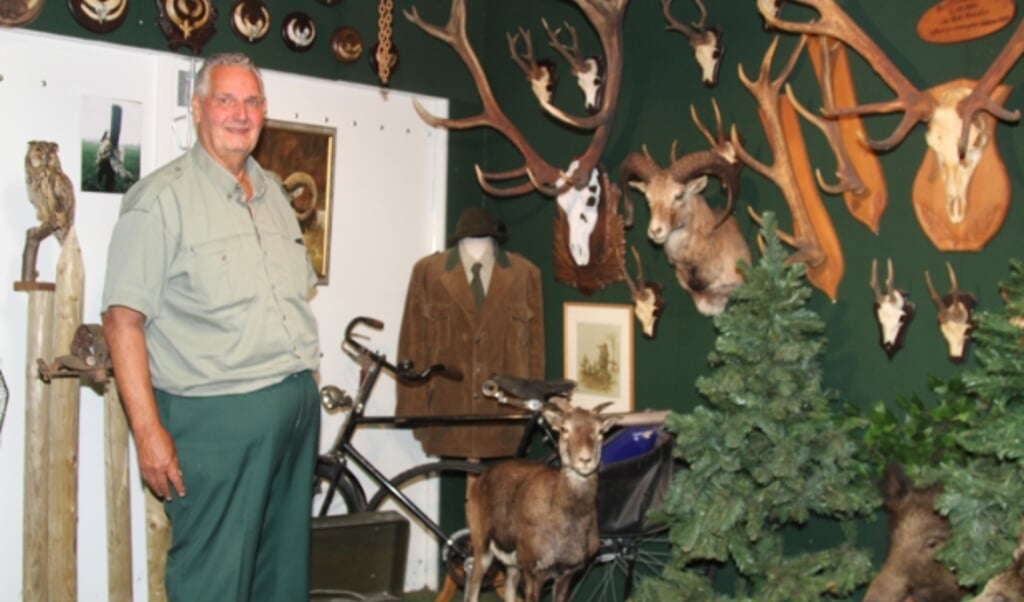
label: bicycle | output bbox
[312,316,675,602]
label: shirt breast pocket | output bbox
[262,232,312,297]
[180,238,260,314]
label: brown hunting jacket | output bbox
[396,245,544,458]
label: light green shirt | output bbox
[102,144,321,396]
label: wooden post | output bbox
[105,381,133,602]
[17,283,55,602]
[47,227,84,602]
[146,491,171,602]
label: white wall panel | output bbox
[0,29,447,600]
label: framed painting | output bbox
[563,302,634,413]
[253,118,336,285]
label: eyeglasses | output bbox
[209,94,265,110]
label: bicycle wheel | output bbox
[365,460,487,590]
[313,455,368,517]
[569,526,672,602]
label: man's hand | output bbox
[134,424,185,501]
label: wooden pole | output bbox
[47,227,84,602]
[105,381,133,602]
[146,491,171,602]
[18,284,54,602]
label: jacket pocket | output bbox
[423,302,455,351]
[509,304,534,348]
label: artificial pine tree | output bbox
[633,213,876,602]
[928,259,1024,587]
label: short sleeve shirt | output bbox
[101,144,321,396]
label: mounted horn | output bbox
[870,258,914,359]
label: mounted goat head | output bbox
[924,262,975,364]
[870,258,915,359]
[619,101,749,316]
[760,0,1024,250]
[622,246,665,338]
[406,0,629,293]
[661,0,724,87]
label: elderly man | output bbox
[102,53,321,601]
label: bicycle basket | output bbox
[596,426,675,536]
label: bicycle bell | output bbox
[319,385,353,412]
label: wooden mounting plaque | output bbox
[918,0,1016,44]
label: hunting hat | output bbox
[447,207,508,245]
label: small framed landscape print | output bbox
[563,302,634,413]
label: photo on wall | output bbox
[80,96,142,194]
[252,118,336,285]
[564,302,634,413]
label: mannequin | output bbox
[461,236,490,262]
[396,207,544,458]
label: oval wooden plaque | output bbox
[918,0,1016,44]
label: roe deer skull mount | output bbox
[924,262,976,364]
[870,258,915,359]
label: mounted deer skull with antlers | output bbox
[870,258,915,359]
[538,18,606,114]
[661,0,724,87]
[924,262,976,364]
[406,0,630,294]
[760,0,1024,251]
[622,246,665,338]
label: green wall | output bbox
[456,0,1024,424]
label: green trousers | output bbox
[156,371,319,602]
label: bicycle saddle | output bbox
[487,374,576,401]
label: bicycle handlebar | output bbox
[342,316,463,384]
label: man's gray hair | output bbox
[194,53,265,98]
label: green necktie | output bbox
[470,262,485,311]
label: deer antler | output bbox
[542,19,586,75]
[759,0,935,152]
[661,0,706,38]
[954,18,1024,156]
[763,0,1024,160]
[406,3,560,197]
[688,99,741,228]
[406,0,627,195]
[732,35,824,267]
